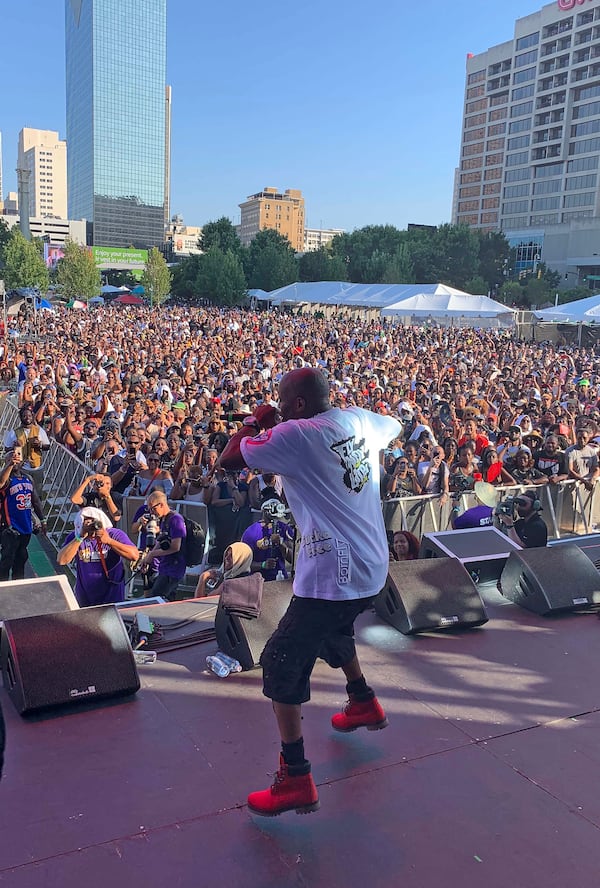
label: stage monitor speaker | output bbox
[374,558,488,635]
[1,605,140,715]
[499,544,600,615]
[215,580,293,671]
[419,527,521,584]
[0,575,79,623]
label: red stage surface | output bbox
[2,584,600,887]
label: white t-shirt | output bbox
[240,407,401,601]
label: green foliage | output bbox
[433,224,480,289]
[142,247,172,306]
[0,218,10,264]
[330,225,404,283]
[199,217,243,257]
[499,281,524,305]
[474,230,511,290]
[3,228,49,291]
[105,269,137,289]
[170,254,202,300]
[382,244,415,284]
[55,240,101,301]
[195,246,247,306]
[246,229,298,291]
[299,247,347,282]
[464,275,488,295]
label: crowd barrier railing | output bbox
[0,392,597,564]
[383,479,600,540]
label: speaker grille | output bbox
[1,605,140,714]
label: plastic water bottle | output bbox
[206,655,230,678]
[217,651,243,673]
[276,570,285,582]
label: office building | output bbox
[2,214,86,245]
[17,128,68,219]
[239,187,305,251]
[165,215,202,257]
[65,0,167,248]
[303,227,344,253]
[454,0,600,283]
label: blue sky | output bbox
[2,0,547,233]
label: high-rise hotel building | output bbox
[455,0,600,247]
[65,0,168,248]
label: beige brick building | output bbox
[239,187,305,250]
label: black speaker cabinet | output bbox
[215,580,293,671]
[0,575,79,623]
[500,544,600,615]
[374,558,488,635]
[1,605,140,715]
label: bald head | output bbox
[278,368,331,421]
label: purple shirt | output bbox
[65,528,135,607]
[453,505,494,529]
[241,520,292,581]
[157,511,187,578]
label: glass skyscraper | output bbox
[65,0,167,248]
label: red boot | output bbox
[331,696,388,733]
[247,756,320,817]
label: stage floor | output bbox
[2,583,600,887]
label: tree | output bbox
[0,218,11,266]
[246,229,298,291]
[475,230,511,292]
[382,244,415,284]
[330,225,404,283]
[55,240,101,301]
[499,280,526,306]
[2,228,49,291]
[171,254,203,300]
[142,247,172,306]
[195,247,247,306]
[464,275,488,295]
[299,248,347,282]
[199,217,244,257]
[433,224,480,289]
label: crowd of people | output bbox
[3,302,600,807]
[1,303,599,598]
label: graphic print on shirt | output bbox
[330,436,370,493]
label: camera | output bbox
[156,531,171,550]
[145,515,159,548]
[494,496,517,519]
[450,472,474,499]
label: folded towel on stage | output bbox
[220,574,264,618]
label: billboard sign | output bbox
[44,243,65,269]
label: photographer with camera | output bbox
[136,491,187,600]
[57,507,139,607]
[70,472,121,524]
[241,498,295,580]
[130,502,162,591]
[495,491,548,548]
[108,430,147,504]
[0,446,46,581]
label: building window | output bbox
[516,32,539,51]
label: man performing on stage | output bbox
[220,367,401,817]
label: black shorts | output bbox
[260,595,376,706]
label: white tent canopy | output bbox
[534,292,600,324]
[260,281,514,323]
[381,288,515,319]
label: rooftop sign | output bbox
[558,0,593,10]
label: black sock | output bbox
[282,738,311,776]
[346,676,374,702]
